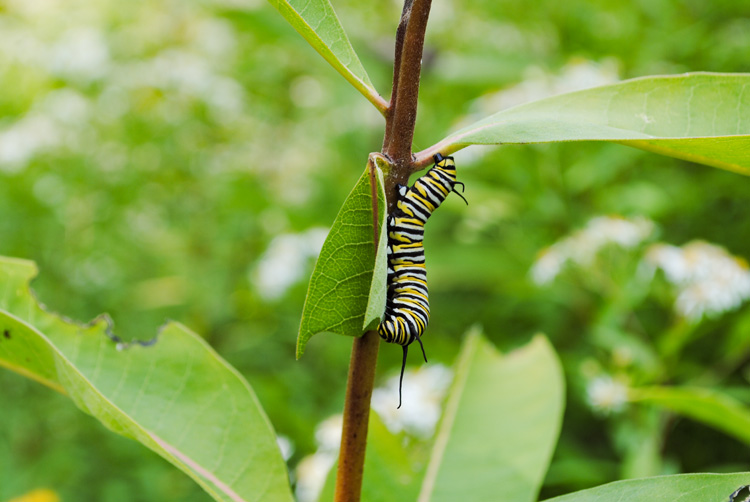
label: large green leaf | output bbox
[297,165,387,358]
[266,0,386,113]
[544,473,750,502]
[0,257,293,502]
[434,73,750,174]
[418,332,564,502]
[630,386,750,445]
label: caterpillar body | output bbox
[377,153,466,407]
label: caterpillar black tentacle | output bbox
[377,153,463,408]
[452,181,469,205]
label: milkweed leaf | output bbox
[418,331,564,502]
[267,0,386,113]
[433,73,750,174]
[543,473,750,502]
[0,257,293,502]
[297,164,386,358]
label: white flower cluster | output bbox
[645,241,750,321]
[0,88,91,173]
[0,6,245,171]
[586,375,628,415]
[371,364,453,439]
[531,216,655,285]
[252,227,328,301]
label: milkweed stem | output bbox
[335,1,433,499]
[333,329,380,502]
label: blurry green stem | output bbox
[658,320,695,364]
[335,2,433,500]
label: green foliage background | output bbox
[1,0,749,500]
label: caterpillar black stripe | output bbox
[378,153,466,407]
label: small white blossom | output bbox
[0,114,61,172]
[47,27,110,81]
[314,415,343,452]
[646,241,750,321]
[531,247,567,285]
[371,364,453,439]
[276,435,294,462]
[531,216,655,284]
[294,415,342,502]
[586,376,628,415]
[295,453,335,502]
[252,228,328,300]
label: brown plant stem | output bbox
[333,329,380,502]
[334,1,433,499]
[383,0,434,188]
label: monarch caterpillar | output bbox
[730,486,750,502]
[378,153,466,407]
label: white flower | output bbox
[295,453,336,502]
[530,215,655,284]
[38,89,90,126]
[252,227,328,300]
[276,435,294,462]
[47,27,110,81]
[294,415,342,502]
[646,241,750,321]
[531,247,566,285]
[108,49,246,118]
[371,364,453,439]
[0,114,60,172]
[314,415,343,452]
[586,376,628,415]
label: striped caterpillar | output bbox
[378,154,466,407]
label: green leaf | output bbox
[544,473,750,502]
[418,331,564,502]
[363,195,389,333]
[266,0,386,113]
[0,257,293,502]
[437,73,750,174]
[630,386,750,445]
[297,165,386,358]
[318,413,420,502]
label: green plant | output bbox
[1,0,750,501]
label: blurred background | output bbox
[1,0,750,500]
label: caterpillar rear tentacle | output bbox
[377,153,463,407]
